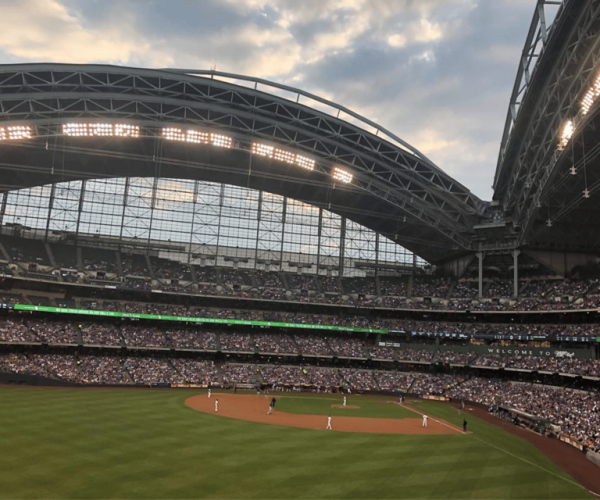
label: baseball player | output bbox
[326,414,332,430]
[208,388,211,398]
[214,399,219,412]
[268,397,276,415]
[343,396,347,407]
[422,414,428,427]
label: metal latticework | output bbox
[0,178,421,276]
[0,63,485,263]
[494,0,600,252]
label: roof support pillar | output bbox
[513,249,521,298]
[476,252,484,299]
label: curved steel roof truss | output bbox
[0,64,486,262]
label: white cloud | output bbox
[0,0,174,66]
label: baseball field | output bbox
[0,386,595,499]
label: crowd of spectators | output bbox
[220,363,260,385]
[342,277,376,295]
[320,276,341,293]
[446,378,600,452]
[167,329,217,350]
[374,371,414,392]
[254,333,297,354]
[294,334,332,356]
[327,336,367,358]
[121,325,167,348]
[220,332,255,352]
[412,277,449,298]
[380,278,407,297]
[287,274,317,290]
[2,348,600,451]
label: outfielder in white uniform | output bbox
[215,399,219,412]
[422,414,428,427]
[326,415,332,430]
[343,396,347,406]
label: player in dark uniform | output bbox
[463,419,468,432]
[268,397,276,414]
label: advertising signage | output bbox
[389,329,599,343]
[12,304,387,334]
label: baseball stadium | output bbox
[2,1,600,498]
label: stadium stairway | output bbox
[406,376,418,393]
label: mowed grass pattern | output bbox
[274,393,418,418]
[0,386,593,499]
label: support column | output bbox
[476,252,484,299]
[513,249,520,298]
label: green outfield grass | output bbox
[0,386,593,499]
[274,393,418,418]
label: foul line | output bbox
[472,435,599,498]
[400,403,465,434]
[406,400,598,497]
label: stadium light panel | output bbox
[273,148,295,164]
[296,155,315,170]
[115,124,140,138]
[252,142,315,171]
[63,123,139,138]
[211,133,232,148]
[581,73,600,116]
[0,125,32,141]
[162,127,232,149]
[559,120,574,150]
[252,143,274,158]
[332,166,353,184]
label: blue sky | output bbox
[0,0,551,200]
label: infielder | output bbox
[422,414,428,427]
[208,388,211,398]
[268,397,276,415]
[214,399,219,412]
[326,414,332,430]
[343,396,347,407]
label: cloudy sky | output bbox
[0,0,554,200]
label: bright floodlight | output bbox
[63,123,139,137]
[186,130,211,144]
[211,133,232,148]
[581,88,595,116]
[162,127,186,141]
[252,143,274,158]
[296,155,315,170]
[332,166,353,184]
[0,125,33,141]
[581,73,600,116]
[162,127,232,148]
[252,142,315,170]
[559,120,574,150]
[273,148,295,164]
[115,124,140,138]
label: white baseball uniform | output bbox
[215,400,219,412]
[422,415,428,427]
[326,416,332,430]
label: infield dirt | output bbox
[186,393,463,434]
